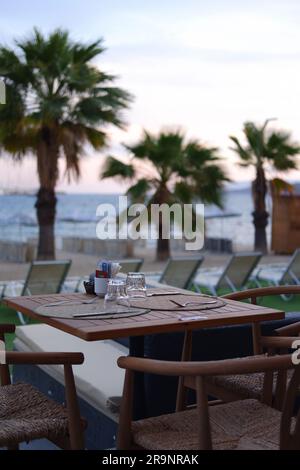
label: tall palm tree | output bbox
[230,120,300,253]
[0,29,131,259]
[101,130,229,260]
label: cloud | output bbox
[1,0,300,191]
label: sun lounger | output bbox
[255,248,300,285]
[254,248,300,299]
[193,252,262,295]
[147,256,204,290]
[0,283,6,299]
[4,260,71,324]
[117,258,144,274]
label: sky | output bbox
[0,0,300,193]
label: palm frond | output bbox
[231,120,300,173]
[265,131,300,170]
[229,135,253,163]
[0,27,131,188]
[192,164,230,208]
[72,39,105,63]
[173,181,194,204]
[101,156,135,180]
[126,178,151,203]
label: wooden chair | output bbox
[177,286,300,411]
[0,324,85,450]
[118,355,300,450]
[117,353,300,450]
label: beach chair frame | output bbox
[255,249,300,300]
[117,258,144,275]
[159,256,204,290]
[0,284,6,299]
[11,260,71,324]
[194,252,262,295]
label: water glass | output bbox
[126,272,147,299]
[104,279,129,311]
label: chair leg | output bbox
[252,277,262,288]
[252,323,262,355]
[17,311,27,325]
[280,283,294,302]
[193,283,202,293]
[64,365,84,450]
[210,286,218,296]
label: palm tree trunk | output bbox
[252,166,269,253]
[156,219,170,261]
[35,127,59,260]
[35,187,57,260]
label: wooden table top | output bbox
[4,289,285,341]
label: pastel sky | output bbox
[1,0,300,193]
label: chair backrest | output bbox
[223,285,300,302]
[223,286,300,338]
[281,249,300,284]
[216,252,262,291]
[280,364,300,450]
[21,260,71,296]
[160,256,204,289]
[117,259,144,274]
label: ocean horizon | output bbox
[0,184,276,250]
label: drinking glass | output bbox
[104,279,129,311]
[126,272,147,299]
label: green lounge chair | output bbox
[0,283,6,299]
[254,248,300,299]
[193,252,262,295]
[147,256,204,290]
[5,260,71,324]
[117,259,144,274]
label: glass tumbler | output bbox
[104,279,129,311]
[126,272,147,299]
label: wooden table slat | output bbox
[4,292,285,341]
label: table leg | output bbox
[129,335,146,420]
[252,322,262,355]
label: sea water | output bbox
[0,187,272,250]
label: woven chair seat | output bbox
[132,399,282,450]
[0,383,69,447]
[207,369,294,400]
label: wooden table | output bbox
[5,289,285,419]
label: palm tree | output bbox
[0,29,131,259]
[101,130,229,260]
[230,120,300,253]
